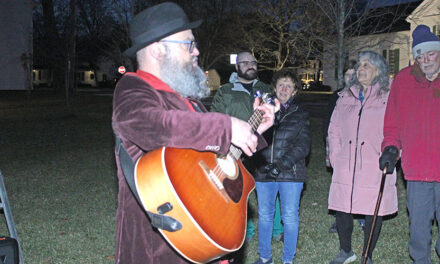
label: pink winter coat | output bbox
[328,82,397,216]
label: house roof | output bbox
[407,0,440,23]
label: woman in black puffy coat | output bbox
[252,69,311,264]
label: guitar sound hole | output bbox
[216,155,238,179]
[223,172,243,203]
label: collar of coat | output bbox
[277,96,298,119]
[130,70,195,111]
[410,63,440,98]
[229,72,260,94]
[340,82,378,102]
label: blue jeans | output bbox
[247,197,283,239]
[256,181,303,263]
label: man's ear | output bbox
[149,42,165,61]
[235,63,239,72]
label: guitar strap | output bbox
[187,99,203,112]
[114,135,182,232]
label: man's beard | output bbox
[421,62,440,78]
[160,53,210,99]
[237,66,257,81]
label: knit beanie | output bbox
[412,24,440,59]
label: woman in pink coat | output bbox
[327,51,397,264]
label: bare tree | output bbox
[309,0,418,89]
[190,0,245,70]
[40,0,65,90]
[99,0,134,71]
[230,0,319,72]
[76,0,120,66]
[115,0,247,71]
[66,0,76,112]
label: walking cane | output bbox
[362,167,387,264]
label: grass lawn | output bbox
[0,92,433,263]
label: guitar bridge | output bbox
[198,161,229,202]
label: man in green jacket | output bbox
[211,51,284,243]
[211,52,271,120]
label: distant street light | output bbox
[230,54,237,65]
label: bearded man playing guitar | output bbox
[112,2,279,264]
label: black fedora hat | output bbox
[123,2,202,58]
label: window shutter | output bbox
[394,49,400,75]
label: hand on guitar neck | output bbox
[231,117,258,156]
[230,97,280,157]
[253,96,280,135]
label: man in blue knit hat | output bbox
[380,24,440,263]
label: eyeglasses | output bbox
[237,61,257,66]
[160,40,197,53]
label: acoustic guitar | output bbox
[134,94,271,263]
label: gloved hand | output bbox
[263,163,280,180]
[379,146,399,174]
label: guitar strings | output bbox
[211,107,265,181]
[248,110,264,131]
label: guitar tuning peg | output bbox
[254,90,262,98]
[258,93,273,105]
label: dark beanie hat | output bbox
[412,24,440,58]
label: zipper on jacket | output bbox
[270,108,295,164]
[348,140,352,171]
[270,107,295,181]
[350,104,364,213]
[270,128,275,164]
[293,164,297,175]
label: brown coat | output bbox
[112,71,232,264]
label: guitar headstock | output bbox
[254,91,275,106]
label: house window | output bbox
[383,49,400,78]
[433,25,440,39]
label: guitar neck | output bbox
[248,109,264,132]
[229,109,265,160]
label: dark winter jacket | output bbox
[254,96,311,182]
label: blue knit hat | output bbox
[412,24,440,59]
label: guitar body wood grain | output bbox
[135,147,255,263]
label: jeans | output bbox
[256,181,303,263]
[407,181,440,264]
[247,197,283,239]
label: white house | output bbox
[322,0,440,90]
[32,67,53,87]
